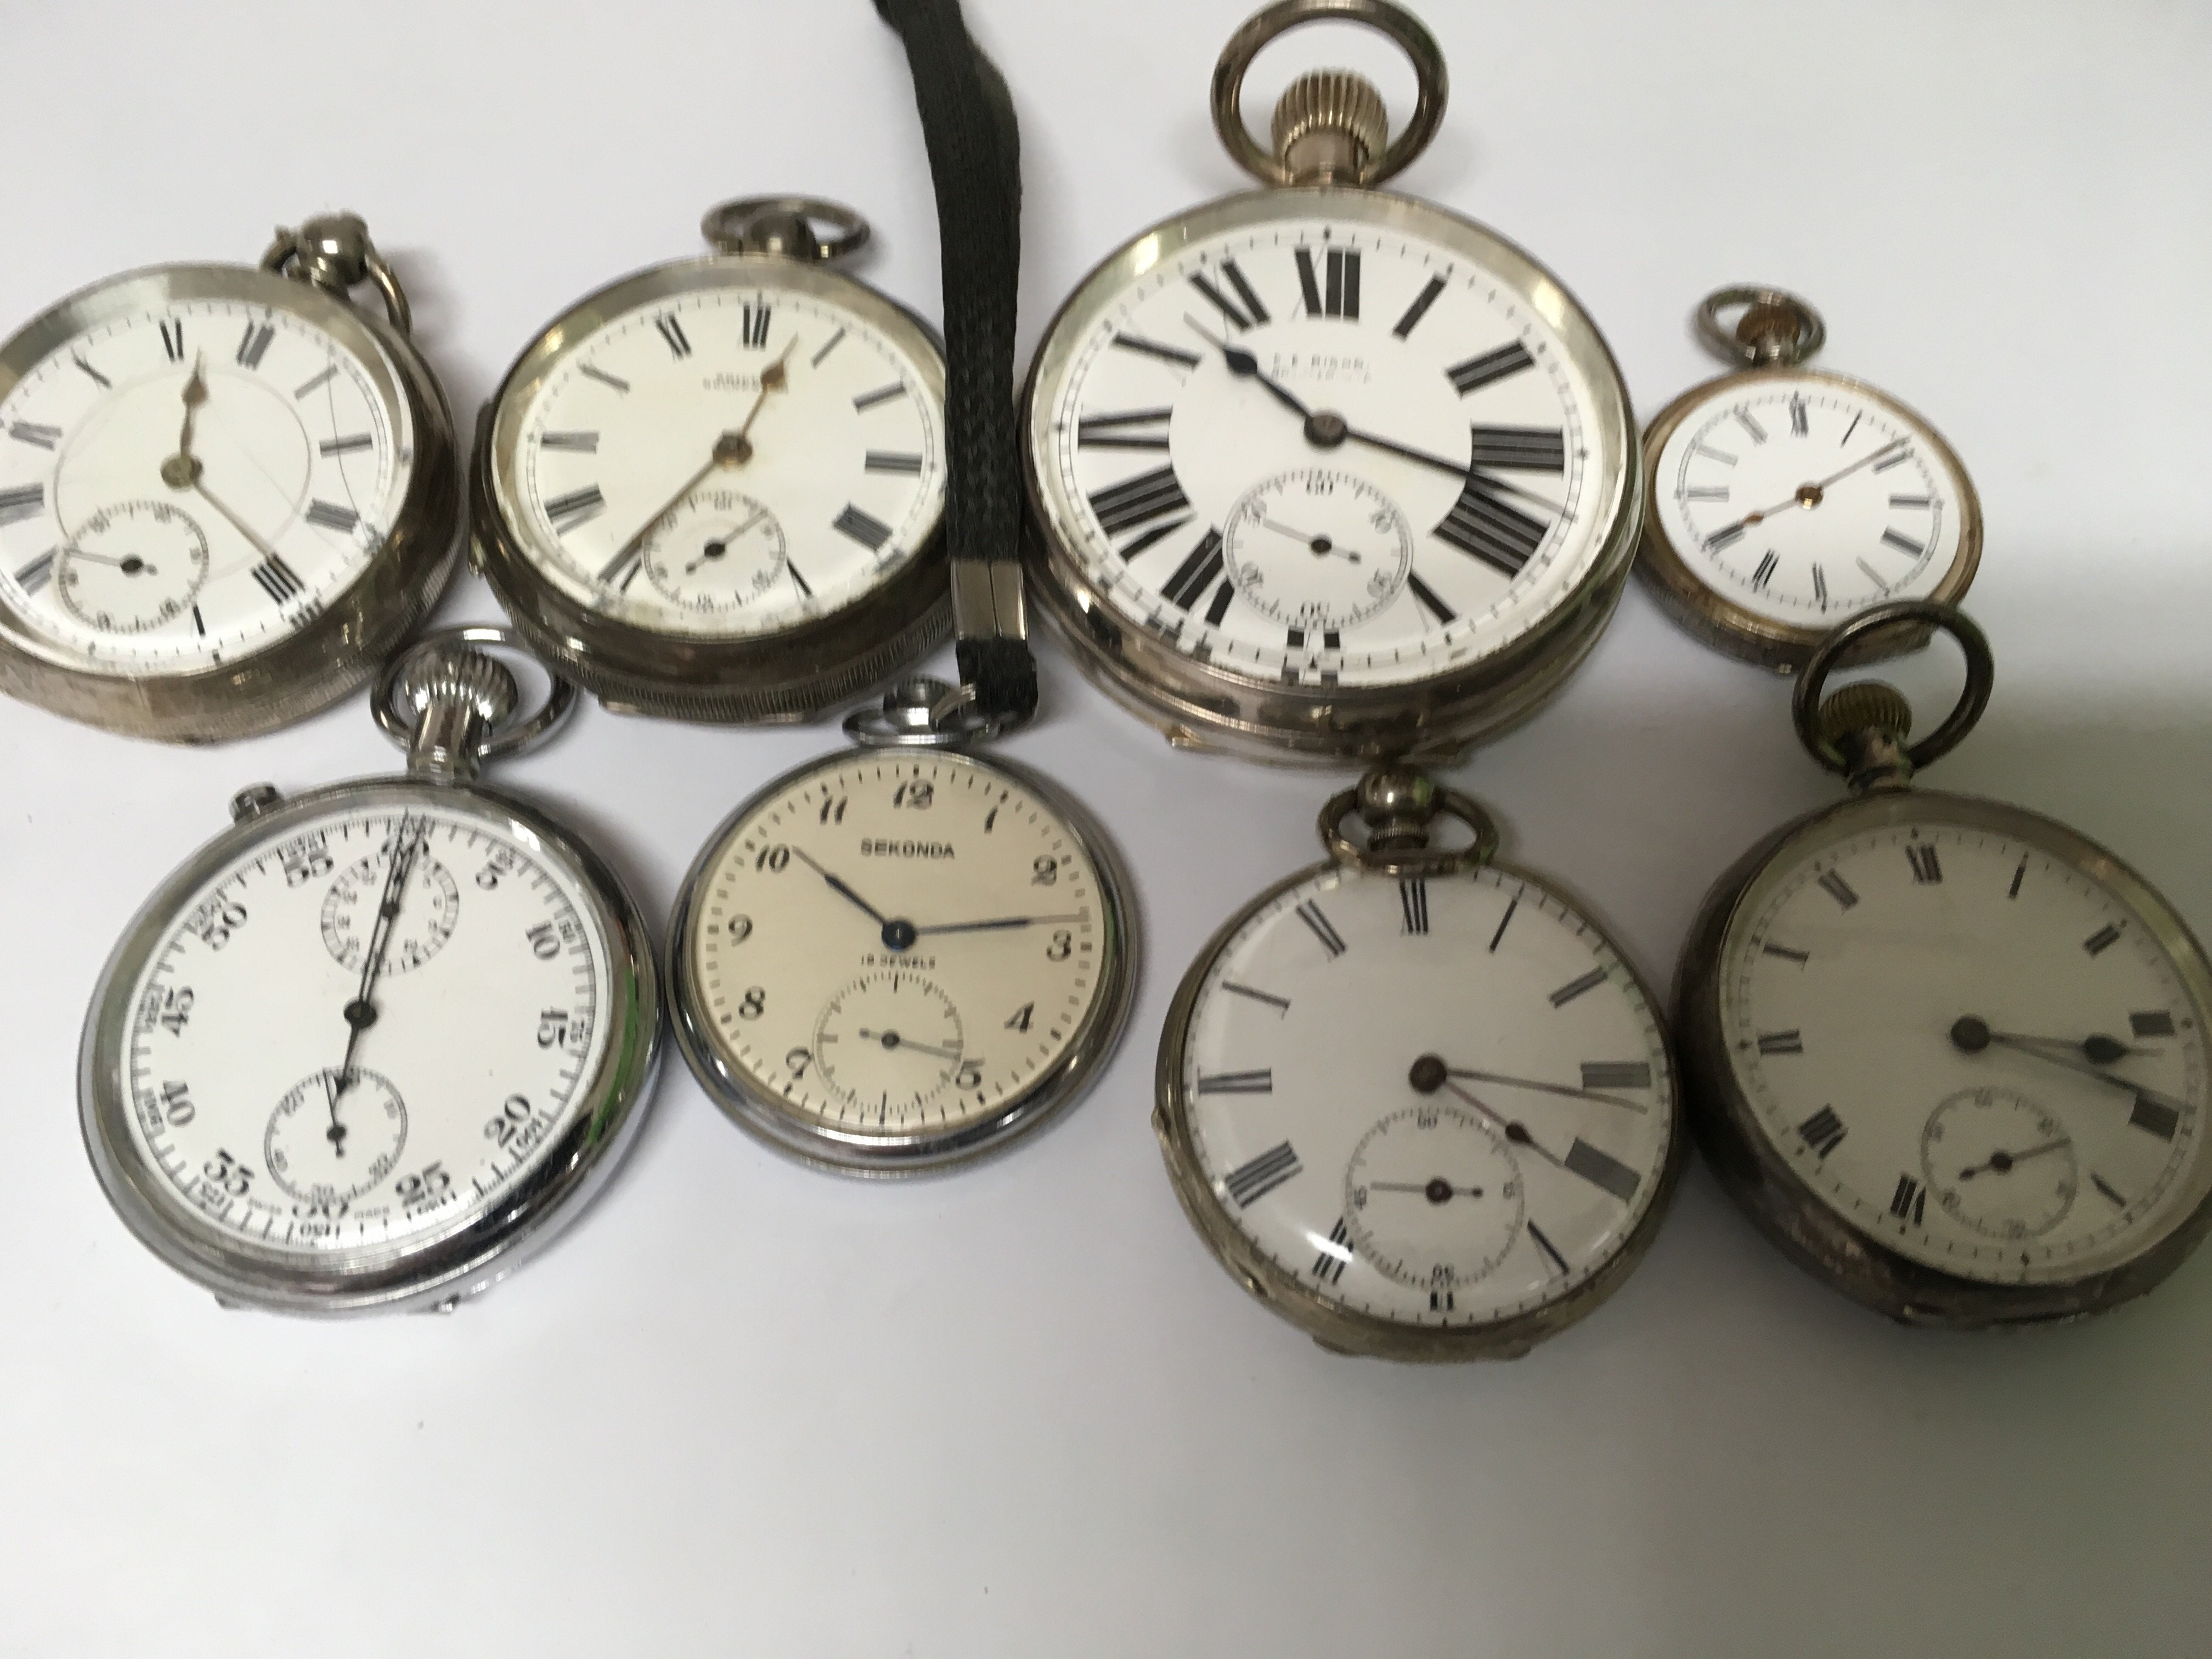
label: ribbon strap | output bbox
[874,0,1037,726]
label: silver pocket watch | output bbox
[1158,765,1685,1358]
[0,213,461,741]
[1022,0,1641,764]
[1638,287,1981,671]
[80,628,662,1314]
[667,679,1138,1173]
[1677,602,2212,1326]
[473,198,950,722]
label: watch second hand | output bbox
[1447,1066,1649,1115]
[1959,1138,2072,1181]
[854,1029,963,1062]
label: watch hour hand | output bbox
[1183,314,1313,420]
[788,847,890,926]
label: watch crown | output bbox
[1816,680,1915,789]
[397,643,521,730]
[1271,70,1389,184]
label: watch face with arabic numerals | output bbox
[1163,860,1680,1347]
[672,749,1133,1169]
[0,280,415,675]
[1025,189,1633,692]
[1714,793,2212,1289]
[487,261,945,642]
[86,786,644,1285]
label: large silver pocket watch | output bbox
[79,629,663,1314]
[0,212,461,741]
[473,198,951,723]
[1020,0,1641,764]
[1677,602,2212,1327]
[1637,286,1981,672]
[667,679,1138,1174]
[1157,765,1686,1358]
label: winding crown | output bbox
[1271,70,1389,182]
[397,644,520,729]
[1816,681,1914,751]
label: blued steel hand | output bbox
[788,847,890,925]
[854,1028,963,1063]
[911,912,1085,936]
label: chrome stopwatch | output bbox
[79,629,662,1313]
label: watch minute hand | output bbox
[912,912,1085,936]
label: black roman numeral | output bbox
[1446,340,1534,396]
[1467,425,1565,471]
[1394,275,1447,338]
[539,431,599,453]
[1750,550,1779,590]
[295,365,338,399]
[742,304,771,348]
[1565,1138,1641,1203]
[1889,494,1932,509]
[1295,900,1347,958]
[543,486,605,534]
[1435,476,1547,577]
[305,499,360,533]
[2084,924,2123,957]
[1295,248,1359,318]
[1757,1031,1803,1055]
[1220,982,1291,1013]
[15,550,55,594]
[1798,1105,1847,1158]
[1399,878,1430,935]
[1314,1217,1352,1284]
[811,328,847,366]
[2131,1011,2176,1039]
[1581,1062,1652,1091]
[864,451,924,474]
[833,504,893,551]
[1077,408,1173,450]
[72,353,111,388]
[853,382,907,411]
[235,320,275,370]
[1190,269,1261,331]
[656,314,693,358]
[2131,1094,2181,1141]
[8,422,60,449]
[319,434,373,458]
[1817,870,1859,909]
[1160,531,1226,611]
[0,483,46,528]
[1406,571,1455,625]
[1111,332,1200,370]
[160,319,185,362]
[578,363,631,394]
[599,544,644,590]
[1550,967,1607,1007]
[1906,843,1942,884]
[1762,941,1810,963]
[1889,1175,1927,1224]
[1224,1142,1302,1207]
[1090,465,1190,539]
[1705,523,1748,553]
[1790,394,1809,436]
[1204,580,1235,626]
[1881,528,1926,557]
[1195,1070,1273,1094]
[251,554,304,604]
[1734,408,1768,444]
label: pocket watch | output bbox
[1157,764,1685,1358]
[1677,603,2212,1326]
[0,212,460,741]
[667,678,1137,1173]
[473,198,950,722]
[1638,286,1980,670]
[79,628,663,1314]
[1021,0,1640,763]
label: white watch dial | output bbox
[684,753,1115,1146]
[119,801,614,1256]
[1720,804,2211,1283]
[495,283,944,639]
[0,297,412,673]
[1651,374,1970,625]
[1176,865,1676,1330]
[1030,209,1626,689]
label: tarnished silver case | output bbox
[473,255,951,724]
[0,263,461,742]
[1155,857,1690,1360]
[1021,185,1641,766]
[79,778,663,1315]
[666,748,1140,1175]
[1675,788,2212,1328]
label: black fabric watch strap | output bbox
[874,0,1037,726]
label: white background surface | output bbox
[3,2,2210,1654]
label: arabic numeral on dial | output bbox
[526,922,560,959]
[726,915,753,941]
[187,896,249,950]
[476,847,519,890]
[483,1094,534,1147]
[739,986,765,1019]
[755,844,791,872]
[143,985,194,1035]
[536,1008,569,1048]
[201,1148,253,1197]
[280,837,334,886]
[1046,930,1073,961]
[786,1047,811,1076]
[394,1161,450,1208]
[1006,1002,1034,1032]
[1032,855,1060,887]
[819,795,849,825]
[160,1080,195,1126]
[892,780,934,810]
[957,1059,983,1090]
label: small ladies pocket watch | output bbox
[1021,0,1641,763]
[0,213,460,741]
[1638,287,1980,670]
[1678,603,2212,1326]
[1157,765,1685,1358]
[667,679,1137,1172]
[79,628,662,1314]
[473,198,950,722]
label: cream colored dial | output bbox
[678,750,1127,1162]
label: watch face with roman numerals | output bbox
[1162,861,1680,1348]
[487,267,945,642]
[1643,369,1978,637]
[670,749,1135,1171]
[1717,794,2212,1286]
[0,291,413,675]
[1025,189,1633,692]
